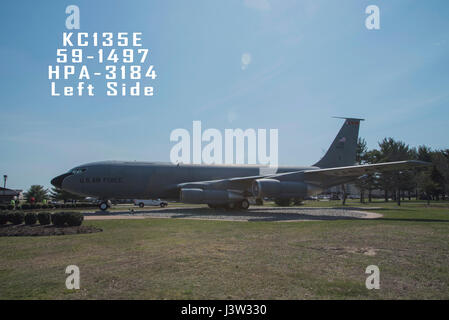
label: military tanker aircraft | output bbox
[51,118,429,211]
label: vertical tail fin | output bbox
[313,117,364,168]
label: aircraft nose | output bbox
[51,172,72,189]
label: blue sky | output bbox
[1,0,449,191]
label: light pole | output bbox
[2,175,6,199]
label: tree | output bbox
[50,187,85,203]
[354,138,368,203]
[415,146,433,200]
[24,185,49,203]
[377,138,415,205]
[431,150,449,200]
[416,171,437,205]
[416,145,432,162]
[411,146,449,201]
[364,149,382,203]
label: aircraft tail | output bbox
[313,117,364,169]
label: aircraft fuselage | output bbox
[51,161,317,200]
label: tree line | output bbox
[354,137,449,205]
[21,185,84,204]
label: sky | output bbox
[1,0,449,191]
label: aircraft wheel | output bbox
[240,199,250,210]
[99,202,109,211]
[160,203,167,208]
[139,203,144,208]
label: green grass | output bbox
[1,201,448,299]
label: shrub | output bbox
[50,212,84,227]
[21,204,30,210]
[41,204,48,209]
[66,212,84,226]
[0,205,7,211]
[24,212,38,225]
[37,212,51,225]
[0,212,8,225]
[34,204,42,209]
[7,205,14,210]
[8,212,25,225]
[51,212,66,226]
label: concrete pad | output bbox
[83,206,383,222]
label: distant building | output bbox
[326,184,358,196]
[0,187,23,203]
[324,184,384,198]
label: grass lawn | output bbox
[1,200,448,299]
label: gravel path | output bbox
[84,206,382,222]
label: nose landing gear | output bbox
[99,201,110,211]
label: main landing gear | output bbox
[240,199,250,210]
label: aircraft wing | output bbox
[176,160,431,192]
[176,172,302,192]
[302,160,431,187]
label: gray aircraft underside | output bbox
[51,118,430,210]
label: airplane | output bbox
[51,118,430,211]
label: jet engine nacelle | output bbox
[180,188,244,204]
[252,179,308,198]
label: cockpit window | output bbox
[71,168,87,174]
